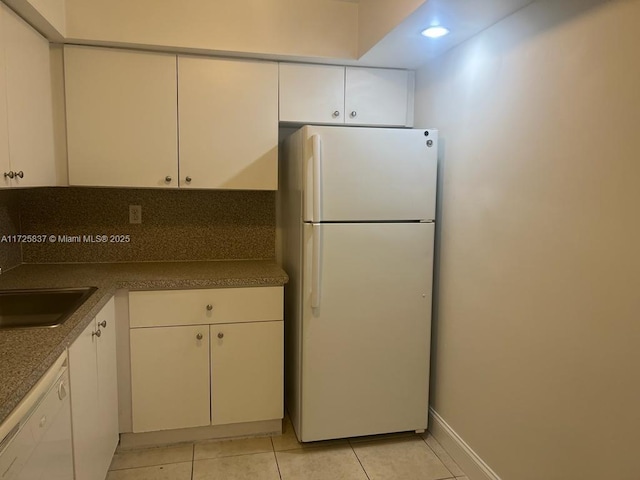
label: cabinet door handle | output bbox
[98,320,107,328]
[92,329,101,338]
[217,332,224,339]
[165,176,172,183]
[57,381,67,400]
[15,171,23,178]
[206,304,213,311]
[185,176,192,183]
[196,333,203,340]
[332,110,340,118]
[4,171,14,179]
[350,111,357,118]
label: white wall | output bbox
[65,0,358,60]
[414,1,640,479]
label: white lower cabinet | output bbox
[68,298,118,480]
[210,321,283,426]
[129,287,284,433]
[130,325,210,432]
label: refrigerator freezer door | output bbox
[299,222,434,442]
[302,126,437,222]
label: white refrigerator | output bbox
[279,125,437,442]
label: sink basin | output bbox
[0,287,98,330]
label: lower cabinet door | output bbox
[95,298,118,475]
[130,325,210,432]
[68,319,100,480]
[211,321,283,425]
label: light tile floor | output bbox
[108,417,468,480]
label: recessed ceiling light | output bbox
[421,26,450,39]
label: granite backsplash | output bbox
[18,187,275,263]
[0,189,22,270]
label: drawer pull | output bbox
[206,304,213,311]
[196,333,203,340]
[217,332,224,339]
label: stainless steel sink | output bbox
[0,287,98,330]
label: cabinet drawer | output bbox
[129,286,283,327]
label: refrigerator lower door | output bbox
[299,222,434,442]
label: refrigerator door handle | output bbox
[311,223,322,309]
[311,134,322,222]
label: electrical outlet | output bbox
[129,205,142,224]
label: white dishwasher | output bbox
[0,352,73,480]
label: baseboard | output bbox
[119,418,282,449]
[428,408,502,480]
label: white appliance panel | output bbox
[301,126,437,222]
[299,222,434,441]
[0,356,72,480]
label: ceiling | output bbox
[359,0,536,69]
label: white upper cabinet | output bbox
[0,4,56,188]
[278,63,414,127]
[0,7,9,188]
[345,67,413,127]
[64,48,278,190]
[178,57,278,190]
[64,46,178,188]
[279,63,345,124]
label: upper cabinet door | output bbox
[65,46,178,188]
[178,57,278,190]
[0,7,10,188]
[2,4,55,187]
[279,63,345,124]
[345,67,413,127]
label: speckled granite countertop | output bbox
[0,261,288,426]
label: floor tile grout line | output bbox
[191,443,195,480]
[348,439,372,480]
[192,449,275,461]
[109,460,194,472]
[271,437,283,480]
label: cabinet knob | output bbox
[165,176,172,183]
[4,171,14,179]
[185,176,192,183]
[332,110,340,118]
[350,111,357,118]
[98,320,107,328]
[196,332,203,340]
[206,304,213,311]
[92,329,102,338]
[15,171,23,179]
[217,332,224,339]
